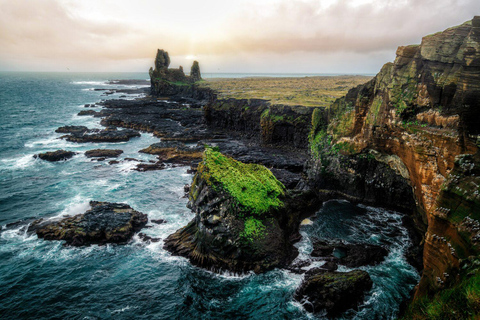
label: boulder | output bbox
[85,149,123,158]
[28,201,147,246]
[55,126,88,134]
[34,150,76,162]
[294,270,373,316]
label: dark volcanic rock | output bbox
[295,270,373,316]
[311,240,388,267]
[34,150,76,162]
[78,110,100,116]
[28,201,147,246]
[190,61,202,82]
[85,149,123,158]
[62,127,140,143]
[55,126,88,134]
[140,141,204,165]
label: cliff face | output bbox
[205,98,317,149]
[309,17,480,300]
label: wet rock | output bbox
[134,162,167,172]
[294,270,373,316]
[138,232,161,243]
[55,126,88,134]
[34,150,76,162]
[139,141,204,166]
[62,127,140,143]
[151,219,167,224]
[163,149,313,274]
[28,201,148,246]
[85,149,123,158]
[311,240,388,267]
[78,110,100,116]
[109,160,120,165]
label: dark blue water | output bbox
[0,72,418,319]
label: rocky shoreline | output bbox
[25,17,480,318]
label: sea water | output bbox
[0,72,418,319]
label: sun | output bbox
[185,55,198,60]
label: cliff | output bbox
[308,16,480,315]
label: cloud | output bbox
[0,0,478,72]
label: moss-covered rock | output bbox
[163,148,315,273]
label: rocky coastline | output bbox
[26,16,480,318]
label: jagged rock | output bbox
[164,148,301,273]
[34,150,76,162]
[78,110,99,116]
[28,201,148,246]
[134,162,167,172]
[138,232,161,243]
[61,126,140,143]
[85,149,123,158]
[151,219,167,224]
[306,16,480,299]
[294,270,373,316]
[140,141,203,165]
[190,61,201,82]
[55,126,88,134]
[155,49,170,69]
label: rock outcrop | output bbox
[311,240,389,268]
[163,148,316,273]
[28,201,148,246]
[294,270,373,316]
[307,16,480,308]
[149,49,206,97]
[34,150,76,162]
[85,149,123,158]
[59,126,140,143]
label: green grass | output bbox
[199,147,285,215]
[402,260,480,319]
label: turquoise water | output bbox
[0,72,417,319]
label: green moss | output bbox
[240,217,267,242]
[402,259,480,319]
[199,147,285,215]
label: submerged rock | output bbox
[311,240,388,267]
[294,270,373,316]
[34,150,76,162]
[85,149,123,158]
[28,201,147,246]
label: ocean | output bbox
[0,72,418,319]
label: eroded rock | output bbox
[294,270,373,316]
[28,201,147,246]
[34,150,76,162]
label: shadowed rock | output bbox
[34,150,76,162]
[294,270,373,316]
[28,201,148,246]
[85,149,123,158]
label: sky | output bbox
[0,0,478,74]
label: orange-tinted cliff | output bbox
[309,16,480,304]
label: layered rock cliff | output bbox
[308,16,480,311]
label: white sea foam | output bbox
[71,81,107,86]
